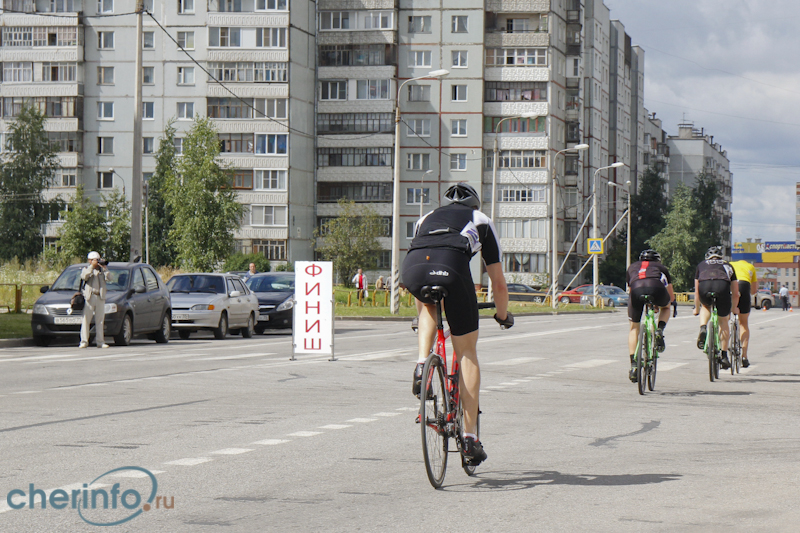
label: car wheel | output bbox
[153,313,170,344]
[178,330,191,340]
[763,300,772,310]
[560,296,571,304]
[606,298,615,308]
[532,296,543,304]
[242,313,255,338]
[33,335,51,347]
[114,314,133,346]
[213,312,228,340]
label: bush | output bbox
[222,253,270,273]
[274,262,294,272]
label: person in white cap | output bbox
[80,251,111,348]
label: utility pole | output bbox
[130,0,144,261]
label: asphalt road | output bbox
[0,308,798,532]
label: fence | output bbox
[0,283,46,313]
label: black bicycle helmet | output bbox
[443,182,480,209]
[705,246,723,260]
[639,249,661,262]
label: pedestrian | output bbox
[242,262,258,282]
[375,275,385,291]
[352,268,367,300]
[80,251,111,349]
[780,285,790,311]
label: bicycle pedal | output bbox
[415,414,421,424]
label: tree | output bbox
[0,104,60,261]
[222,252,270,273]
[147,120,179,267]
[57,185,108,260]
[165,117,243,271]
[647,184,699,291]
[691,172,721,263]
[103,188,131,262]
[314,199,384,286]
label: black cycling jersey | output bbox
[695,259,737,283]
[626,260,672,289]
[409,204,502,265]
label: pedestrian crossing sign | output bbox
[588,238,603,254]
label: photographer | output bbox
[79,251,111,349]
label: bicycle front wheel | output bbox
[637,324,648,395]
[420,355,449,488]
[459,402,480,476]
[648,327,658,391]
[732,322,741,374]
[706,325,716,382]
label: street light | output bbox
[592,162,625,306]
[391,69,449,314]
[420,169,433,219]
[109,167,125,196]
[550,144,589,309]
[608,179,632,272]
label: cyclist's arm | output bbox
[750,273,758,295]
[486,263,508,320]
[666,283,675,302]
[731,279,740,314]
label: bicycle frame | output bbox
[427,298,461,429]
[634,299,657,394]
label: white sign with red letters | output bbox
[293,261,334,356]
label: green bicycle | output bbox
[703,293,722,382]
[729,314,741,374]
[633,295,659,395]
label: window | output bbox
[254,239,286,260]
[319,11,351,30]
[143,31,154,49]
[484,116,545,133]
[48,132,82,152]
[503,253,547,273]
[406,221,416,239]
[317,148,393,167]
[409,50,431,67]
[408,16,431,33]
[3,96,77,118]
[97,136,113,154]
[256,27,286,48]
[408,85,430,102]
[209,27,241,47]
[406,119,430,137]
[2,27,78,47]
[317,182,392,202]
[177,31,194,49]
[450,153,466,171]
[97,0,112,13]
[42,62,76,82]
[97,171,113,188]
[257,0,287,10]
[499,185,546,202]
[356,79,390,100]
[143,0,153,9]
[173,138,183,155]
[256,98,287,119]
[250,205,287,226]
[177,102,194,119]
[142,101,154,119]
[255,133,288,155]
[451,15,468,33]
[318,44,389,66]
[143,137,154,154]
[55,168,77,187]
[497,219,547,238]
[407,153,430,170]
[364,11,393,30]
[97,66,114,84]
[406,187,430,205]
[142,66,154,84]
[217,0,242,11]
[572,57,580,77]
[232,169,253,189]
[178,66,195,85]
[254,169,287,190]
[178,0,194,13]
[3,62,33,82]
[451,85,467,101]
[506,19,530,33]
[451,119,467,136]
[485,48,547,66]
[452,50,468,68]
[485,81,547,102]
[98,31,114,49]
[485,150,546,169]
[320,80,347,100]
[218,133,253,153]
[50,0,77,12]
[317,113,392,134]
[97,101,114,120]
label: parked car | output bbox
[167,273,259,340]
[598,285,629,307]
[754,288,773,310]
[31,262,172,347]
[507,283,547,303]
[245,273,295,332]
[557,284,594,304]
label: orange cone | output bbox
[762,306,767,312]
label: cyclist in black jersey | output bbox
[402,183,513,466]
[625,249,675,382]
[694,246,740,369]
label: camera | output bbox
[99,259,109,266]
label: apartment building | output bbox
[640,110,670,193]
[796,182,799,248]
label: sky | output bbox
[603,0,800,244]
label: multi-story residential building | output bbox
[639,110,670,193]
[666,121,733,253]
[796,182,800,248]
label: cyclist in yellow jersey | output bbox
[730,260,757,367]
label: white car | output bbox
[754,288,774,310]
[167,273,259,339]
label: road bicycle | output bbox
[633,295,658,395]
[418,285,497,489]
[729,313,741,374]
[703,293,722,382]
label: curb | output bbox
[0,338,35,348]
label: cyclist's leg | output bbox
[628,321,640,357]
[452,331,480,435]
[739,311,751,362]
[417,302,437,360]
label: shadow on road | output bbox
[454,470,681,492]
[657,390,752,397]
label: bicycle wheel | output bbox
[732,321,741,374]
[706,324,716,382]
[459,402,480,476]
[647,320,658,391]
[637,323,648,395]
[420,355,449,488]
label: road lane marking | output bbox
[562,359,616,369]
[252,439,290,446]
[107,469,164,478]
[211,448,254,455]
[347,418,376,423]
[500,382,519,386]
[341,349,411,361]
[198,353,276,361]
[319,424,351,430]
[287,431,322,437]
[164,458,212,466]
[12,390,40,394]
[395,407,418,411]
[485,357,545,366]
[372,412,401,417]
[656,362,688,371]
[486,385,505,389]
[757,315,797,325]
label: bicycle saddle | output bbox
[421,285,448,302]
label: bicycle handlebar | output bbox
[477,302,513,329]
[477,302,496,309]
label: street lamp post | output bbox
[608,179,632,271]
[550,144,589,309]
[592,162,625,306]
[420,169,433,219]
[391,69,449,314]
[109,167,125,197]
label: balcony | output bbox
[485,0,550,14]
[566,10,581,23]
[484,31,550,48]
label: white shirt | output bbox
[779,287,789,297]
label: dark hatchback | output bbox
[31,262,172,346]
[245,273,294,332]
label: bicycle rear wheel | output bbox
[637,324,648,395]
[459,403,480,476]
[706,325,716,382]
[647,324,658,391]
[420,355,449,488]
[731,321,741,374]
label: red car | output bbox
[557,284,594,304]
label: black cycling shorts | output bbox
[628,280,671,322]
[401,248,478,336]
[737,281,751,314]
[698,279,733,317]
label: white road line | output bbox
[513,379,531,383]
[341,349,411,361]
[211,448,254,455]
[198,353,276,361]
[395,407,418,411]
[287,431,322,437]
[499,382,519,386]
[106,470,164,478]
[758,314,797,325]
[252,439,290,446]
[164,457,212,466]
[486,385,505,389]
[372,412,401,417]
[319,424,351,430]
[485,357,544,366]
[12,390,39,394]
[562,359,617,369]
[347,418,376,423]
[656,362,688,371]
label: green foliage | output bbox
[274,262,294,272]
[690,173,721,261]
[103,188,131,262]
[0,104,60,261]
[147,120,179,267]
[164,117,243,271]
[598,232,628,287]
[56,185,108,261]
[647,184,699,291]
[313,200,384,286]
[222,253,270,273]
